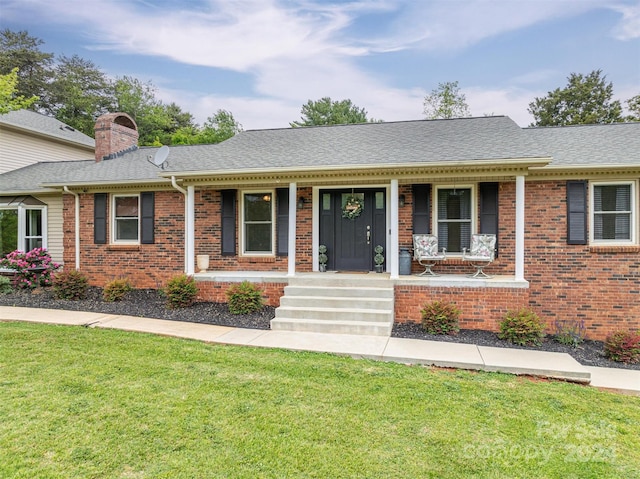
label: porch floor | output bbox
[194,271,529,289]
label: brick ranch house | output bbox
[2,112,639,340]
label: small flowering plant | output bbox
[0,248,60,289]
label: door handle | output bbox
[366,225,371,244]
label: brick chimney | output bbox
[94,112,139,162]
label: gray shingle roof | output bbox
[0,160,95,194]
[2,116,639,191]
[35,116,550,186]
[0,109,95,148]
[523,122,640,167]
[170,116,547,172]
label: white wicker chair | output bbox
[462,234,496,278]
[413,234,447,276]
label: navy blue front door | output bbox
[319,189,386,271]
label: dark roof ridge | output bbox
[523,121,640,130]
[243,115,510,133]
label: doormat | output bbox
[336,271,371,274]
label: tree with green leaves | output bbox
[625,94,640,122]
[423,81,471,119]
[0,67,38,114]
[196,109,243,143]
[0,29,53,107]
[290,97,377,127]
[528,70,624,126]
[43,55,113,135]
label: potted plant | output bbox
[374,245,384,273]
[318,245,328,272]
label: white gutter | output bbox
[171,177,194,275]
[63,186,80,270]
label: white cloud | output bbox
[610,2,640,40]
[366,0,602,52]
[465,87,537,126]
[4,0,636,130]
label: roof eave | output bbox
[41,178,173,189]
[161,157,553,180]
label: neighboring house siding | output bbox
[0,128,92,174]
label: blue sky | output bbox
[2,0,639,130]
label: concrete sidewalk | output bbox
[2,306,639,396]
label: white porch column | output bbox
[287,182,297,277]
[515,175,525,281]
[186,185,195,275]
[390,179,400,279]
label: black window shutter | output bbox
[567,180,587,245]
[140,192,154,244]
[94,193,107,244]
[412,184,431,234]
[276,188,289,256]
[480,182,499,257]
[221,190,236,255]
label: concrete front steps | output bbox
[271,275,394,336]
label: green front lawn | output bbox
[1,322,638,478]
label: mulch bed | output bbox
[1,287,638,371]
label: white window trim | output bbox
[241,189,276,256]
[589,180,636,245]
[111,194,140,244]
[433,184,476,256]
[0,205,47,253]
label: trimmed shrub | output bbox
[53,270,89,300]
[0,276,13,294]
[163,274,198,308]
[498,308,546,346]
[103,278,133,302]
[420,300,460,335]
[553,319,586,348]
[226,281,264,315]
[604,330,640,364]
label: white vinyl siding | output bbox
[41,195,64,264]
[0,128,94,174]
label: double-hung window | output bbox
[112,195,139,243]
[242,191,274,255]
[591,182,635,244]
[0,196,46,256]
[436,187,473,253]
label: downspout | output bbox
[171,176,194,275]
[63,186,80,270]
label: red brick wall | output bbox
[194,188,312,273]
[402,183,514,276]
[395,285,530,332]
[524,180,640,340]
[396,180,640,340]
[197,281,285,307]
[63,191,185,289]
